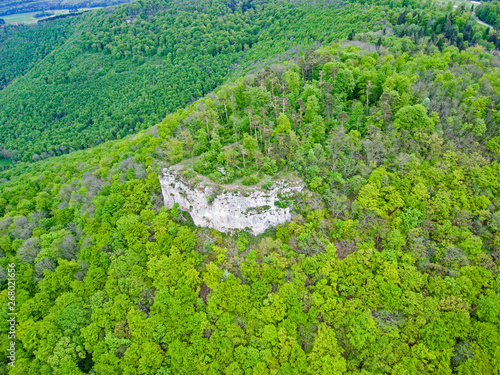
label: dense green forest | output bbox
[476,0,500,30]
[1,28,500,374]
[0,0,498,165]
[0,19,76,90]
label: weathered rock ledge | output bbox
[159,168,304,235]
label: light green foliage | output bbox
[487,137,500,155]
[284,69,300,95]
[307,324,345,374]
[242,134,258,159]
[305,95,320,123]
[165,138,184,164]
[394,104,434,132]
[274,114,292,136]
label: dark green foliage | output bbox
[0,19,74,89]
[476,1,500,29]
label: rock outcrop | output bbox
[159,168,304,235]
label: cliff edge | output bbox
[159,168,304,235]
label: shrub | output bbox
[263,180,273,190]
[242,175,259,186]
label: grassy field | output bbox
[1,7,99,25]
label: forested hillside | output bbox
[0,38,499,373]
[0,18,76,90]
[0,0,496,165]
[476,0,500,30]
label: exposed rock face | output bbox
[159,168,304,235]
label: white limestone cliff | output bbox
[159,168,304,235]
